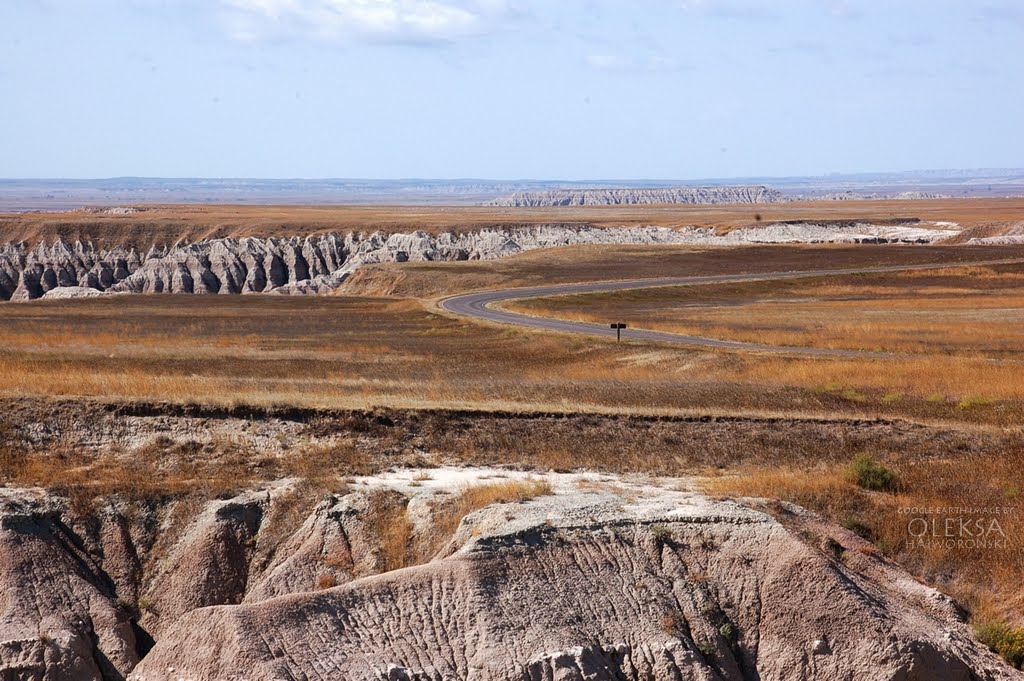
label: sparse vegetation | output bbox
[287,440,376,486]
[975,621,1024,669]
[696,639,717,661]
[363,490,413,573]
[416,479,553,562]
[651,524,674,544]
[706,447,1024,639]
[316,574,338,590]
[848,454,898,492]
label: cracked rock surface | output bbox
[1,467,1014,680]
[121,469,1015,681]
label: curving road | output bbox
[439,258,1024,358]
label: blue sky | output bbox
[2,0,1022,179]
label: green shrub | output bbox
[975,622,1024,669]
[849,454,898,492]
[651,524,673,544]
[696,640,717,661]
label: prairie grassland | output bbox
[341,242,1023,299]
[506,262,1024,409]
[1,273,1023,424]
[507,264,1024,355]
[4,198,1023,248]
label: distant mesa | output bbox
[487,185,783,206]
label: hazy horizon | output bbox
[4,168,1024,183]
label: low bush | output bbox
[848,454,898,492]
[975,621,1024,669]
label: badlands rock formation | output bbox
[487,186,783,206]
[0,221,959,300]
[967,222,1024,245]
[0,469,1013,680]
[139,469,1017,680]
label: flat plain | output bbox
[3,197,1024,246]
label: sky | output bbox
[1,0,1022,180]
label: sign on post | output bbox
[610,322,627,342]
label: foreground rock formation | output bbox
[0,467,1014,680]
[487,185,784,206]
[0,221,959,300]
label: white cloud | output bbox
[586,53,682,72]
[674,0,777,21]
[585,54,619,69]
[218,0,511,43]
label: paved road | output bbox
[439,258,1024,358]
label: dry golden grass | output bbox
[288,440,377,486]
[357,479,553,570]
[705,450,1024,627]
[0,435,260,510]
[508,263,1024,355]
[363,490,414,572]
[716,354,1024,403]
[0,418,377,514]
[343,242,1023,299]
[1,284,1023,424]
[423,479,553,558]
[5,198,1024,249]
[505,261,1024,408]
[3,244,1024,427]
[454,478,553,511]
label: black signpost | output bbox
[610,322,627,342]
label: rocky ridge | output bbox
[967,222,1024,245]
[487,186,784,206]
[1,222,960,301]
[0,468,1017,680]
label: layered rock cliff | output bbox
[487,185,784,206]
[0,222,959,301]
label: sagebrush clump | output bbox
[849,454,898,492]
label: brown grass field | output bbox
[506,263,1024,356]
[3,244,1024,425]
[342,242,1024,298]
[503,258,1024,412]
[3,197,1024,248]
